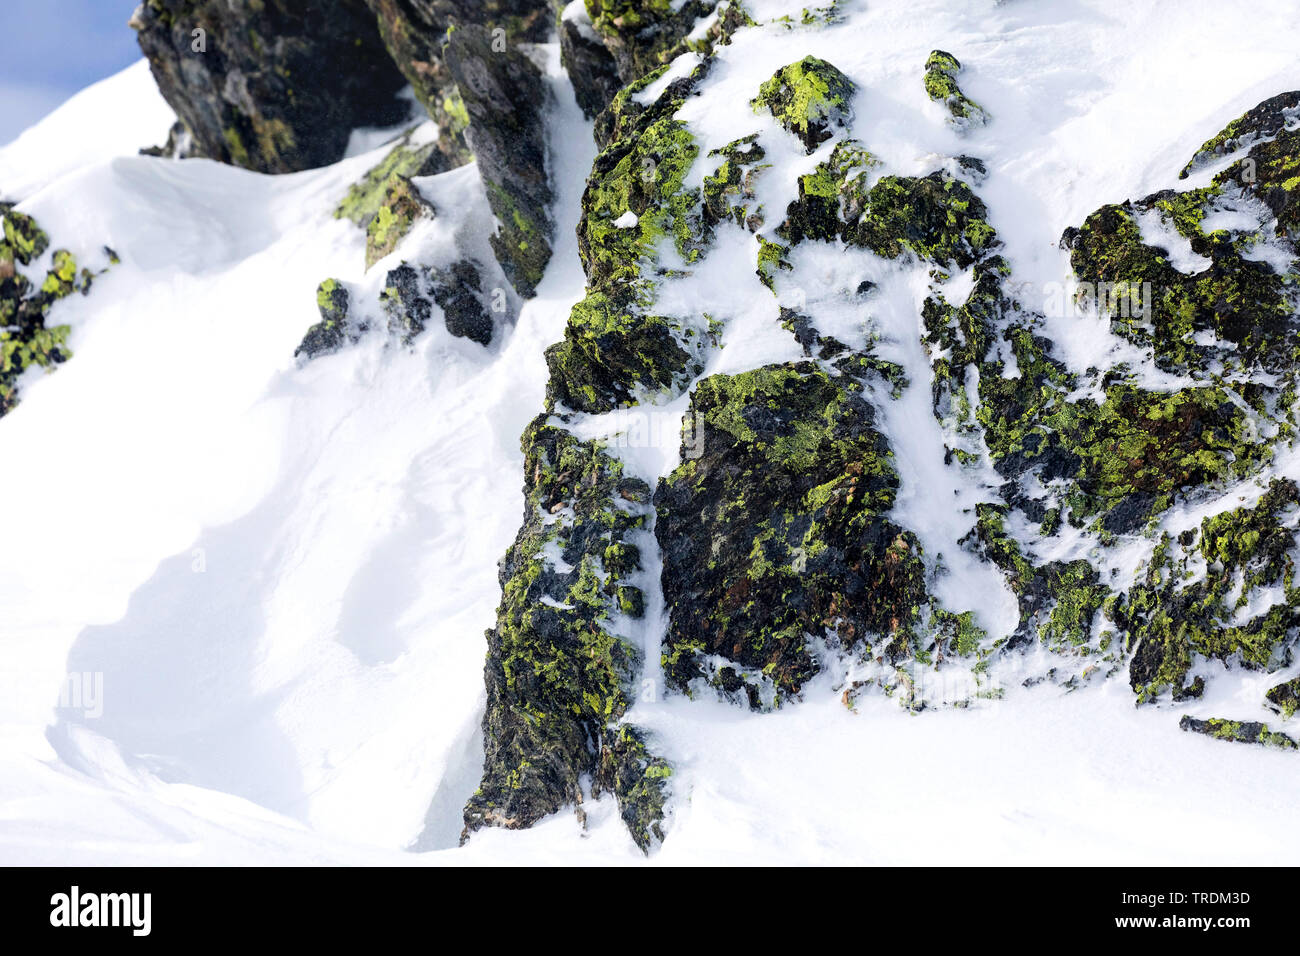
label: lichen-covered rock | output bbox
[131,0,410,173]
[544,289,702,412]
[655,363,928,702]
[1,211,111,417]
[550,61,716,414]
[923,50,989,130]
[585,0,720,85]
[336,133,448,232]
[1118,482,1300,702]
[364,0,549,166]
[1179,715,1298,750]
[334,133,446,269]
[444,23,554,297]
[559,2,623,119]
[366,177,435,268]
[580,63,706,285]
[1265,677,1300,719]
[702,134,768,231]
[463,417,668,851]
[1179,90,1300,179]
[295,279,361,361]
[1062,197,1298,376]
[752,56,855,152]
[849,172,997,267]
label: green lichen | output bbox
[657,362,928,697]
[0,213,104,417]
[2,211,49,265]
[465,416,668,850]
[1265,676,1300,719]
[1179,715,1298,750]
[923,50,989,129]
[336,135,443,270]
[752,56,855,152]
[1119,485,1300,703]
[364,177,432,268]
[848,172,998,268]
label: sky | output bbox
[0,1,145,146]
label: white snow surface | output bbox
[2,2,1299,865]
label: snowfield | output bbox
[1,0,1298,865]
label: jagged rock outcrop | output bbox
[364,0,550,167]
[1266,677,1300,719]
[463,15,1300,851]
[444,23,554,297]
[130,0,410,173]
[462,417,668,851]
[585,0,720,85]
[559,3,623,119]
[655,364,927,705]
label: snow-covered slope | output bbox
[1,1,1298,865]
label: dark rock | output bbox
[131,0,410,173]
[295,278,362,360]
[139,119,198,159]
[380,262,433,343]
[363,0,550,168]
[429,259,494,345]
[1179,715,1297,750]
[559,7,622,120]
[654,362,927,701]
[463,417,667,851]
[444,23,553,297]
[585,0,720,86]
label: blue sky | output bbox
[0,1,144,144]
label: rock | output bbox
[364,0,550,168]
[1180,90,1300,179]
[1179,715,1298,750]
[379,259,502,346]
[131,0,410,173]
[923,50,989,131]
[444,23,554,297]
[559,2,622,119]
[654,362,928,701]
[462,416,668,852]
[139,119,198,159]
[428,259,494,345]
[585,0,720,85]
[0,211,111,416]
[295,279,362,361]
[365,177,435,268]
[333,132,448,269]
[752,56,855,153]
[380,262,433,344]
[1265,677,1300,719]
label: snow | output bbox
[0,60,174,201]
[2,4,1300,865]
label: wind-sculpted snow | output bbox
[1,0,1300,866]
